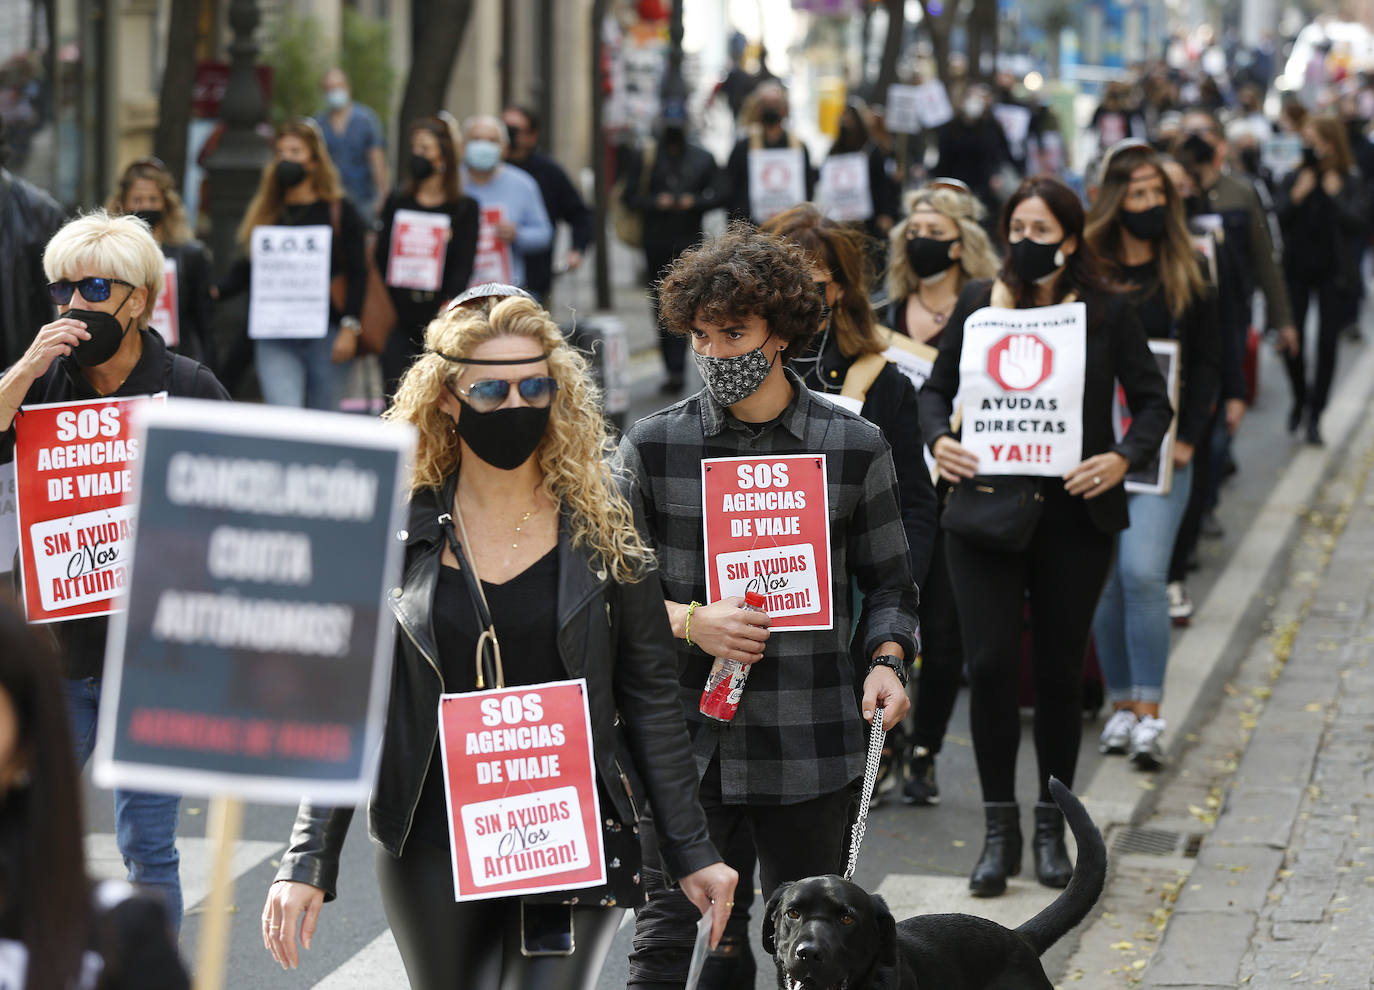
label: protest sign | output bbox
[470,205,513,286]
[957,302,1086,477]
[1115,339,1181,496]
[884,84,923,134]
[438,680,605,900]
[92,399,414,805]
[701,454,832,631]
[1262,134,1302,178]
[387,208,451,292]
[248,224,332,340]
[818,152,873,222]
[748,147,806,223]
[910,80,955,129]
[150,257,179,347]
[13,395,164,623]
[993,103,1033,160]
[0,461,15,575]
[882,330,939,392]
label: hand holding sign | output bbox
[932,435,979,483]
[997,335,1048,390]
[1062,451,1129,499]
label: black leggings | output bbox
[1284,273,1359,419]
[912,529,963,755]
[376,841,624,990]
[943,488,1114,805]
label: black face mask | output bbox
[760,108,783,127]
[1181,133,1215,169]
[275,160,308,191]
[67,295,134,368]
[1119,204,1168,242]
[1239,147,1261,173]
[662,125,687,146]
[905,236,959,279]
[1183,194,1205,217]
[133,209,163,229]
[410,153,436,181]
[1301,145,1320,169]
[456,402,552,471]
[1009,237,1065,284]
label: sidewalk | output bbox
[1063,330,1374,988]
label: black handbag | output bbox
[941,477,1046,552]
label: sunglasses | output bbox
[450,375,559,413]
[48,277,135,306]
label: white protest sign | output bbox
[0,461,15,574]
[1115,339,1181,496]
[993,103,1033,159]
[1262,134,1303,178]
[149,257,179,347]
[748,147,806,223]
[885,84,923,134]
[958,302,1086,477]
[818,152,873,222]
[882,331,938,392]
[387,208,451,292]
[248,224,332,340]
[470,205,513,286]
[911,80,955,129]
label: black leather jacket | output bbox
[275,474,719,900]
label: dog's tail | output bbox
[1013,777,1107,956]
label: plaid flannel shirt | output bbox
[617,371,920,805]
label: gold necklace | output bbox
[511,508,536,549]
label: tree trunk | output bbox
[398,0,475,152]
[875,0,905,97]
[970,0,999,80]
[153,0,200,182]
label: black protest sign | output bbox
[94,400,415,804]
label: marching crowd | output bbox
[0,43,1370,990]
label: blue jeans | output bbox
[254,326,346,410]
[64,677,183,932]
[1093,461,1194,705]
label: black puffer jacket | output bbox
[275,473,720,900]
[0,169,64,370]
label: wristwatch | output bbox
[867,653,908,688]
[340,316,362,332]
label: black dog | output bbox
[762,778,1106,990]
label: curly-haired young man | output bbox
[617,225,919,989]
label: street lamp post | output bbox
[203,0,271,280]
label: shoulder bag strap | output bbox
[839,352,887,403]
[438,508,505,689]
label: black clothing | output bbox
[0,330,229,678]
[1115,257,1222,447]
[945,486,1115,805]
[0,169,64,371]
[917,280,1174,535]
[219,198,369,322]
[934,119,1013,215]
[160,239,216,372]
[275,473,720,901]
[725,132,815,223]
[509,150,595,300]
[912,525,962,756]
[374,192,480,393]
[796,337,938,584]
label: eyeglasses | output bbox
[47,277,135,306]
[449,375,559,413]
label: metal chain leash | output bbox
[844,706,885,881]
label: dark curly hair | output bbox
[657,222,825,358]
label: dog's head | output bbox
[762,875,898,990]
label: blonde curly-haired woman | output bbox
[262,296,735,990]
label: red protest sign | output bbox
[150,257,179,347]
[701,454,833,631]
[386,208,451,292]
[469,205,513,286]
[438,680,605,901]
[14,395,162,623]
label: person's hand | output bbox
[932,435,979,483]
[1291,168,1317,203]
[18,317,91,381]
[1277,324,1300,356]
[1173,439,1195,468]
[686,596,771,663]
[331,326,359,364]
[1322,169,1343,197]
[861,664,910,724]
[656,192,676,210]
[1225,397,1247,434]
[497,220,517,243]
[678,862,740,951]
[1063,452,1129,499]
[565,249,583,271]
[262,880,325,970]
[677,193,696,210]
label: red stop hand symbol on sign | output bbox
[987,333,1053,391]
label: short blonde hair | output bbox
[887,186,1000,300]
[43,210,163,329]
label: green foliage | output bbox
[341,8,395,129]
[265,12,328,125]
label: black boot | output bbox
[969,802,1021,897]
[1033,802,1073,888]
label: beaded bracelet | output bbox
[684,601,702,647]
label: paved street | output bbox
[78,281,1374,986]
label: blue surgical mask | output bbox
[466,140,502,172]
[324,88,350,111]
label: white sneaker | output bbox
[1167,582,1193,625]
[1099,709,1138,755]
[1129,715,1167,770]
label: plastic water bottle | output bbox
[698,591,767,723]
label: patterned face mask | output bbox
[693,336,776,407]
